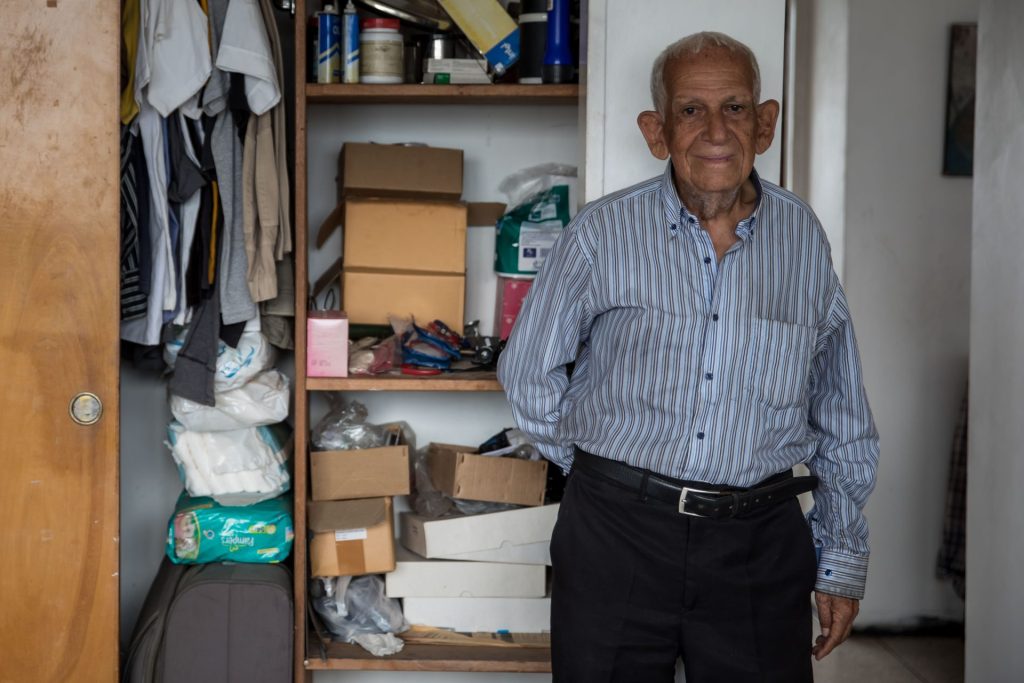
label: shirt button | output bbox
[696,432,705,440]
[703,257,712,264]
[824,569,833,577]
[705,372,713,380]
[712,314,719,321]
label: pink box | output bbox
[307,311,349,378]
[495,276,534,340]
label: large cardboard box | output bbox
[428,443,548,507]
[308,497,395,576]
[385,547,547,598]
[338,143,463,199]
[310,445,410,501]
[344,198,467,274]
[342,269,465,326]
[399,504,558,565]
[402,596,551,633]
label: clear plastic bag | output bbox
[311,397,387,451]
[170,369,290,431]
[409,447,454,519]
[311,575,408,643]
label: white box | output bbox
[399,504,558,565]
[386,547,547,598]
[402,596,551,633]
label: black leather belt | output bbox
[572,448,818,519]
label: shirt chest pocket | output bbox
[743,318,816,409]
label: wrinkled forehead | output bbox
[665,48,757,99]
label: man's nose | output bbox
[704,111,729,144]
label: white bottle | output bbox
[360,18,404,84]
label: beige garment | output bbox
[242,115,279,302]
[242,0,292,302]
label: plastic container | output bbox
[360,18,404,84]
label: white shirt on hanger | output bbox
[147,0,213,117]
[215,0,281,115]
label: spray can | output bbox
[342,1,360,83]
[317,4,341,84]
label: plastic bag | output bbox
[311,397,386,451]
[409,446,454,518]
[164,331,276,392]
[166,422,292,502]
[170,369,290,431]
[166,491,294,564]
[495,164,578,277]
[311,575,408,644]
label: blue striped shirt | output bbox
[498,163,879,599]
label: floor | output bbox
[812,635,964,683]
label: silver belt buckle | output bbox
[678,486,717,516]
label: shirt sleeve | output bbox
[805,276,880,600]
[497,224,594,472]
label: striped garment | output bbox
[498,163,879,599]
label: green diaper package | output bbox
[166,491,294,565]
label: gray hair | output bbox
[650,32,762,115]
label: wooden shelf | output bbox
[305,640,551,673]
[307,370,502,392]
[306,83,579,105]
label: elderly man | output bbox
[498,31,879,682]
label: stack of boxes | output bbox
[307,424,410,576]
[333,143,468,326]
[391,445,558,633]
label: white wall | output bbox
[582,0,787,201]
[967,1,1024,679]
[838,0,976,625]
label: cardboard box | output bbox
[437,0,520,76]
[428,443,548,507]
[342,269,465,326]
[306,311,349,378]
[402,596,551,633]
[385,547,547,598]
[338,143,463,200]
[310,446,410,501]
[308,497,395,576]
[344,198,467,274]
[399,504,558,565]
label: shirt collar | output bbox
[660,162,765,240]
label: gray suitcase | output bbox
[124,558,293,683]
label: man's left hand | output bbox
[812,592,859,660]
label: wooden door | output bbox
[0,1,120,681]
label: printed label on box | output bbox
[335,528,368,542]
[518,222,562,271]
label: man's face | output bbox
[639,48,779,200]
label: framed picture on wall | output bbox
[943,23,977,176]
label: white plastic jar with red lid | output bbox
[360,18,404,84]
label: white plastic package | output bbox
[164,330,276,392]
[170,369,290,432]
[166,421,292,504]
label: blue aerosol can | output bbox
[317,4,341,84]
[342,1,360,83]
[542,0,573,83]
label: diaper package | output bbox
[164,331,276,392]
[166,491,294,564]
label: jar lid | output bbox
[363,17,400,30]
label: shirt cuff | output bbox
[815,548,869,599]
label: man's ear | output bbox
[637,111,669,160]
[754,99,780,154]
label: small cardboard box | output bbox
[310,444,410,501]
[428,443,548,507]
[437,0,520,76]
[342,269,465,326]
[344,198,467,274]
[308,497,395,577]
[306,310,349,378]
[385,547,547,598]
[402,596,551,633]
[338,143,463,199]
[399,504,558,565]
